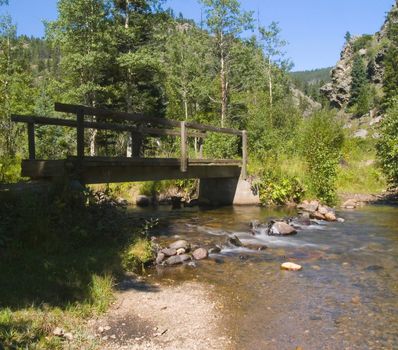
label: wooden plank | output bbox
[241,130,247,179]
[54,102,180,128]
[27,122,35,160]
[180,121,187,172]
[12,115,206,139]
[185,121,242,136]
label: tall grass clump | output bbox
[299,109,344,205]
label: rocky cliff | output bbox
[321,1,398,109]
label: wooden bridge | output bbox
[12,103,248,188]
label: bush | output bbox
[299,110,344,205]
[257,171,305,205]
[203,133,239,159]
[0,155,22,183]
[376,100,398,187]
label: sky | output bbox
[1,0,396,71]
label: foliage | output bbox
[350,54,368,108]
[0,155,21,183]
[204,133,239,159]
[383,8,398,108]
[376,99,398,187]
[257,171,304,205]
[299,110,344,205]
[352,34,373,53]
[122,238,154,272]
[0,185,157,348]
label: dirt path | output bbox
[88,279,232,350]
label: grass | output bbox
[0,186,154,349]
[248,136,387,205]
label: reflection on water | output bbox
[130,205,398,350]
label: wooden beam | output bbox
[11,115,206,139]
[27,122,35,160]
[241,130,247,179]
[185,121,242,136]
[54,102,180,128]
[180,121,187,172]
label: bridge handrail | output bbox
[11,103,247,178]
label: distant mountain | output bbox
[290,67,332,85]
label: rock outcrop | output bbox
[321,1,398,109]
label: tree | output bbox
[376,99,398,186]
[383,7,398,108]
[349,54,367,106]
[344,31,352,42]
[199,0,253,127]
[258,21,291,123]
[47,0,115,156]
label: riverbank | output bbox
[86,279,230,350]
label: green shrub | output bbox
[257,171,305,205]
[0,155,22,183]
[299,110,344,205]
[122,238,154,272]
[203,133,239,159]
[376,100,398,187]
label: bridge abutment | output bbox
[198,178,260,206]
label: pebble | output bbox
[281,262,302,271]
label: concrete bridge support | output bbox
[198,178,260,206]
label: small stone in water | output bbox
[176,248,186,255]
[192,247,208,260]
[169,240,189,250]
[281,262,302,271]
[161,248,177,257]
[337,217,345,223]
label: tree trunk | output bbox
[220,33,227,127]
[268,57,273,124]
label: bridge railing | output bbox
[11,103,247,178]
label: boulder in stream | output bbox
[161,248,177,257]
[164,254,191,266]
[228,235,243,247]
[169,240,190,251]
[269,222,297,236]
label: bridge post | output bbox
[76,109,85,159]
[180,121,187,172]
[27,122,35,160]
[241,130,247,179]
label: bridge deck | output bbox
[22,157,242,184]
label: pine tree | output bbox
[350,54,368,106]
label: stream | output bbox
[130,204,398,350]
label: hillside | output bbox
[290,67,332,85]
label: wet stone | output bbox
[192,247,208,260]
[228,235,243,247]
[164,254,191,266]
[208,246,222,254]
[156,252,166,265]
[169,240,189,251]
[281,262,302,271]
[269,222,297,236]
[161,248,177,257]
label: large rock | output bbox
[310,211,326,220]
[269,222,297,236]
[164,254,191,266]
[136,195,151,207]
[156,252,166,265]
[169,240,189,251]
[324,212,337,222]
[192,248,208,260]
[161,248,177,257]
[297,200,319,213]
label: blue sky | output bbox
[2,0,396,71]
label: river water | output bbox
[132,204,398,350]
